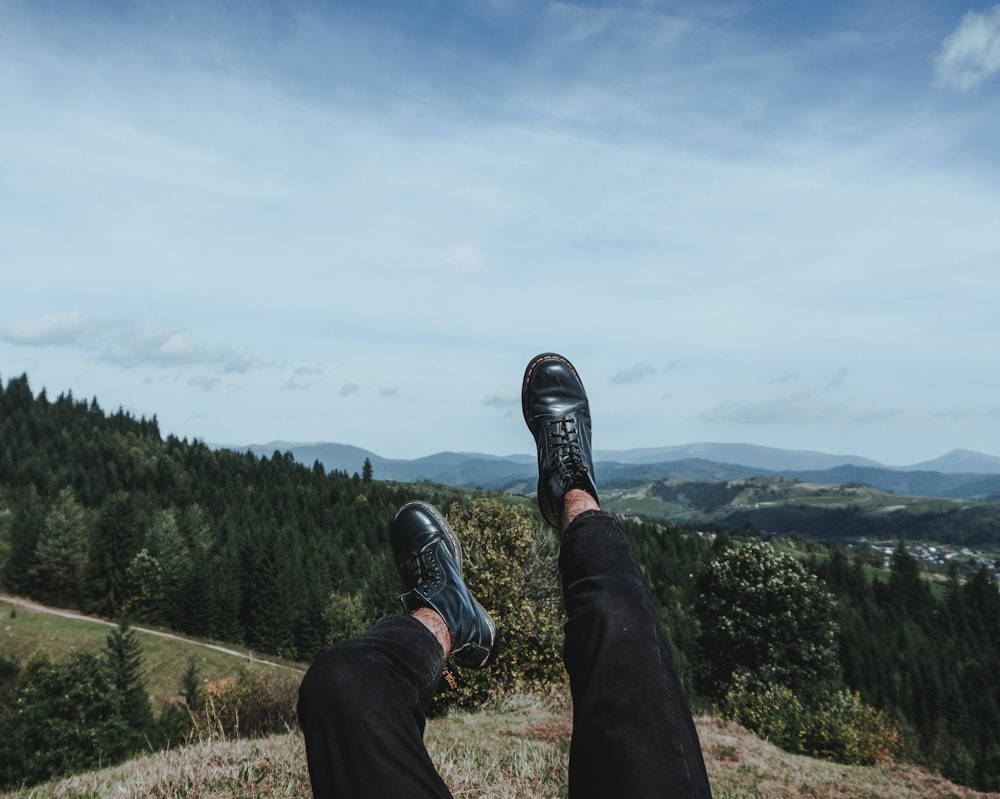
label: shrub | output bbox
[803,690,900,765]
[432,499,566,710]
[718,675,900,766]
[189,668,300,742]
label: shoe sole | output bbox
[521,352,584,436]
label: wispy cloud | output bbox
[934,4,1000,90]
[612,363,655,384]
[339,383,359,397]
[483,392,518,408]
[827,367,849,388]
[699,393,846,425]
[1,312,262,374]
[0,312,101,346]
[283,366,324,391]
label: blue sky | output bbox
[2,0,999,465]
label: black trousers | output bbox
[298,510,712,799]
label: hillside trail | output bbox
[0,592,304,674]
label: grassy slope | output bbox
[602,476,988,524]
[3,696,998,799]
[0,597,303,710]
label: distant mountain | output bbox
[904,449,1000,474]
[228,441,1000,499]
[594,443,884,471]
[239,441,535,487]
[777,464,1000,501]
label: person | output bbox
[297,353,713,799]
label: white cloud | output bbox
[1,312,262,374]
[934,5,1000,90]
[0,312,101,346]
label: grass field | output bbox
[0,596,304,710]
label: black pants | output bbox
[297,510,712,799]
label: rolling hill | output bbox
[233,441,1000,500]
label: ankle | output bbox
[561,488,601,536]
[411,606,451,658]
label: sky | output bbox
[2,0,1000,466]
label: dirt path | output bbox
[0,593,303,673]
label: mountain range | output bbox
[232,441,1000,501]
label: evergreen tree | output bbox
[122,548,166,623]
[142,509,191,626]
[0,652,132,788]
[105,615,154,741]
[1,488,45,593]
[29,486,88,605]
[86,493,142,616]
[180,656,204,712]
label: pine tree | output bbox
[29,487,88,605]
[105,615,153,741]
[86,493,142,616]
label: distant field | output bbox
[0,597,305,710]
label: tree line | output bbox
[0,372,442,661]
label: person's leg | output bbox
[298,501,501,799]
[297,615,453,799]
[560,504,711,799]
[523,353,712,799]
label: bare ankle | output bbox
[411,607,451,658]
[561,488,601,536]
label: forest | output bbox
[1,371,999,791]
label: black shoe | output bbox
[391,501,500,669]
[522,353,599,529]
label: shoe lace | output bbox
[545,417,588,480]
[404,549,443,592]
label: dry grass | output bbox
[699,716,999,799]
[4,695,999,799]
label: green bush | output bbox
[718,674,900,765]
[431,499,566,710]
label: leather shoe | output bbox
[391,501,500,669]
[522,353,599,529]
